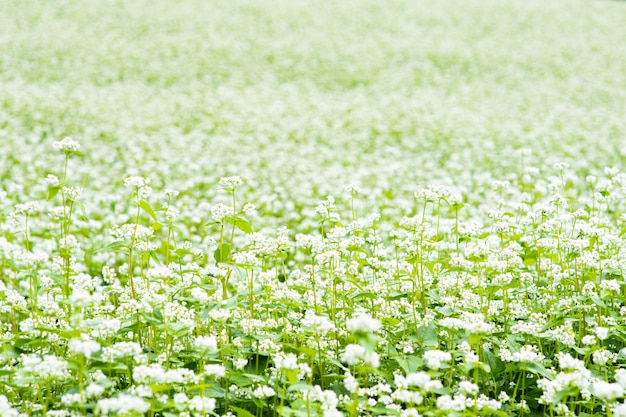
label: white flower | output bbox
[593,381,623,401]
[459,381,479,396]
[594,326,609,340]
[45,174,60,186]
[302,310,335,335]
[68,337,101,358]
[97,394,150,415]
[436,394,466,411]
[0,395,18,417]
[273,352,299,370]
[194,336,218,353]
[582,335,596,346]
[614,401,626,417]
[204,364,226,378]
[124,176,150,188]
[20,355,70,379]
[592,349,616,365]
[347,313,381,333]
[219,176,243,188]
[341,344,380,368]
[423,350,452,370]
[53,137,80,152]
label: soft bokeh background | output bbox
[1,0,626,221]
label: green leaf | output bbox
[419,323,439,348]
[524,362,552,379]
[95,240,127,253]
[139,200,158,222]
[165,323,193,337]
[590,295,606,308]
[224,215,253,234]
[483,350,505,378]
[74,200,88,220]
[235,217,253,233]
[287,382,316,392]
[394,355,422,374]
[47,186,61,201]
[214,243,231,263]
[230,406,256,417]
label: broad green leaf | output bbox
[95,240,127,253]
[47,186,61,201]
[74,200,88,220]
[230,406,256,417]
[214,243,231,263]
[139,200,158,222]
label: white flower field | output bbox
[2,0,626,416]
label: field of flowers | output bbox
[2,0,626,416]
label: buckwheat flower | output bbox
[580,334,598,346]
[102,341,142,361]
[232,251,258,265]
[62,186,83,201]
[345,183,362,194]
[436,394,466,411]
[601,279,621,292]
[593,381,623,401]
[133,364,166,384]
[208,308,231,322]
[500,345,545,363]
[592,349,616,365]
[20,354,70,380]
[613,401,626,417]
[69,288,92,306]
[210,203,234,222]
[110,224,153,240]
[341,344,380,368]
[344,371,358,393]
[252,386,275,398]
[190,287,209,302]
[405,372,431,388]
[53,137,80,153]
[173,393,188,404]
[616,369,626,388]
[342,344,367,366]
[459,381,479,396]
[233,358,248,370]
[165,207,180,222]
[68,336,101,358]
[14,201,39,215]
[557,352,585,370]
[61,393,83,406]
[219,176,243,189]
[423,350,452,370]
[194,335,218,353]
[594,326,609,340]
[47,208,70,226]
[347,313,382,333]
[97,394,149,416]
[124,176,150,188]
[242,202,256,214]
[392,389,424,405]
[0,395,18,417]
[273,352,299,370]
[44,174,60,186]
[85,383,105,398]
[197,364,223,379]
[138,186,152,199]
[164,189,179,198]
[302,310,335,335]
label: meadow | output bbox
[2,0,626,416]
